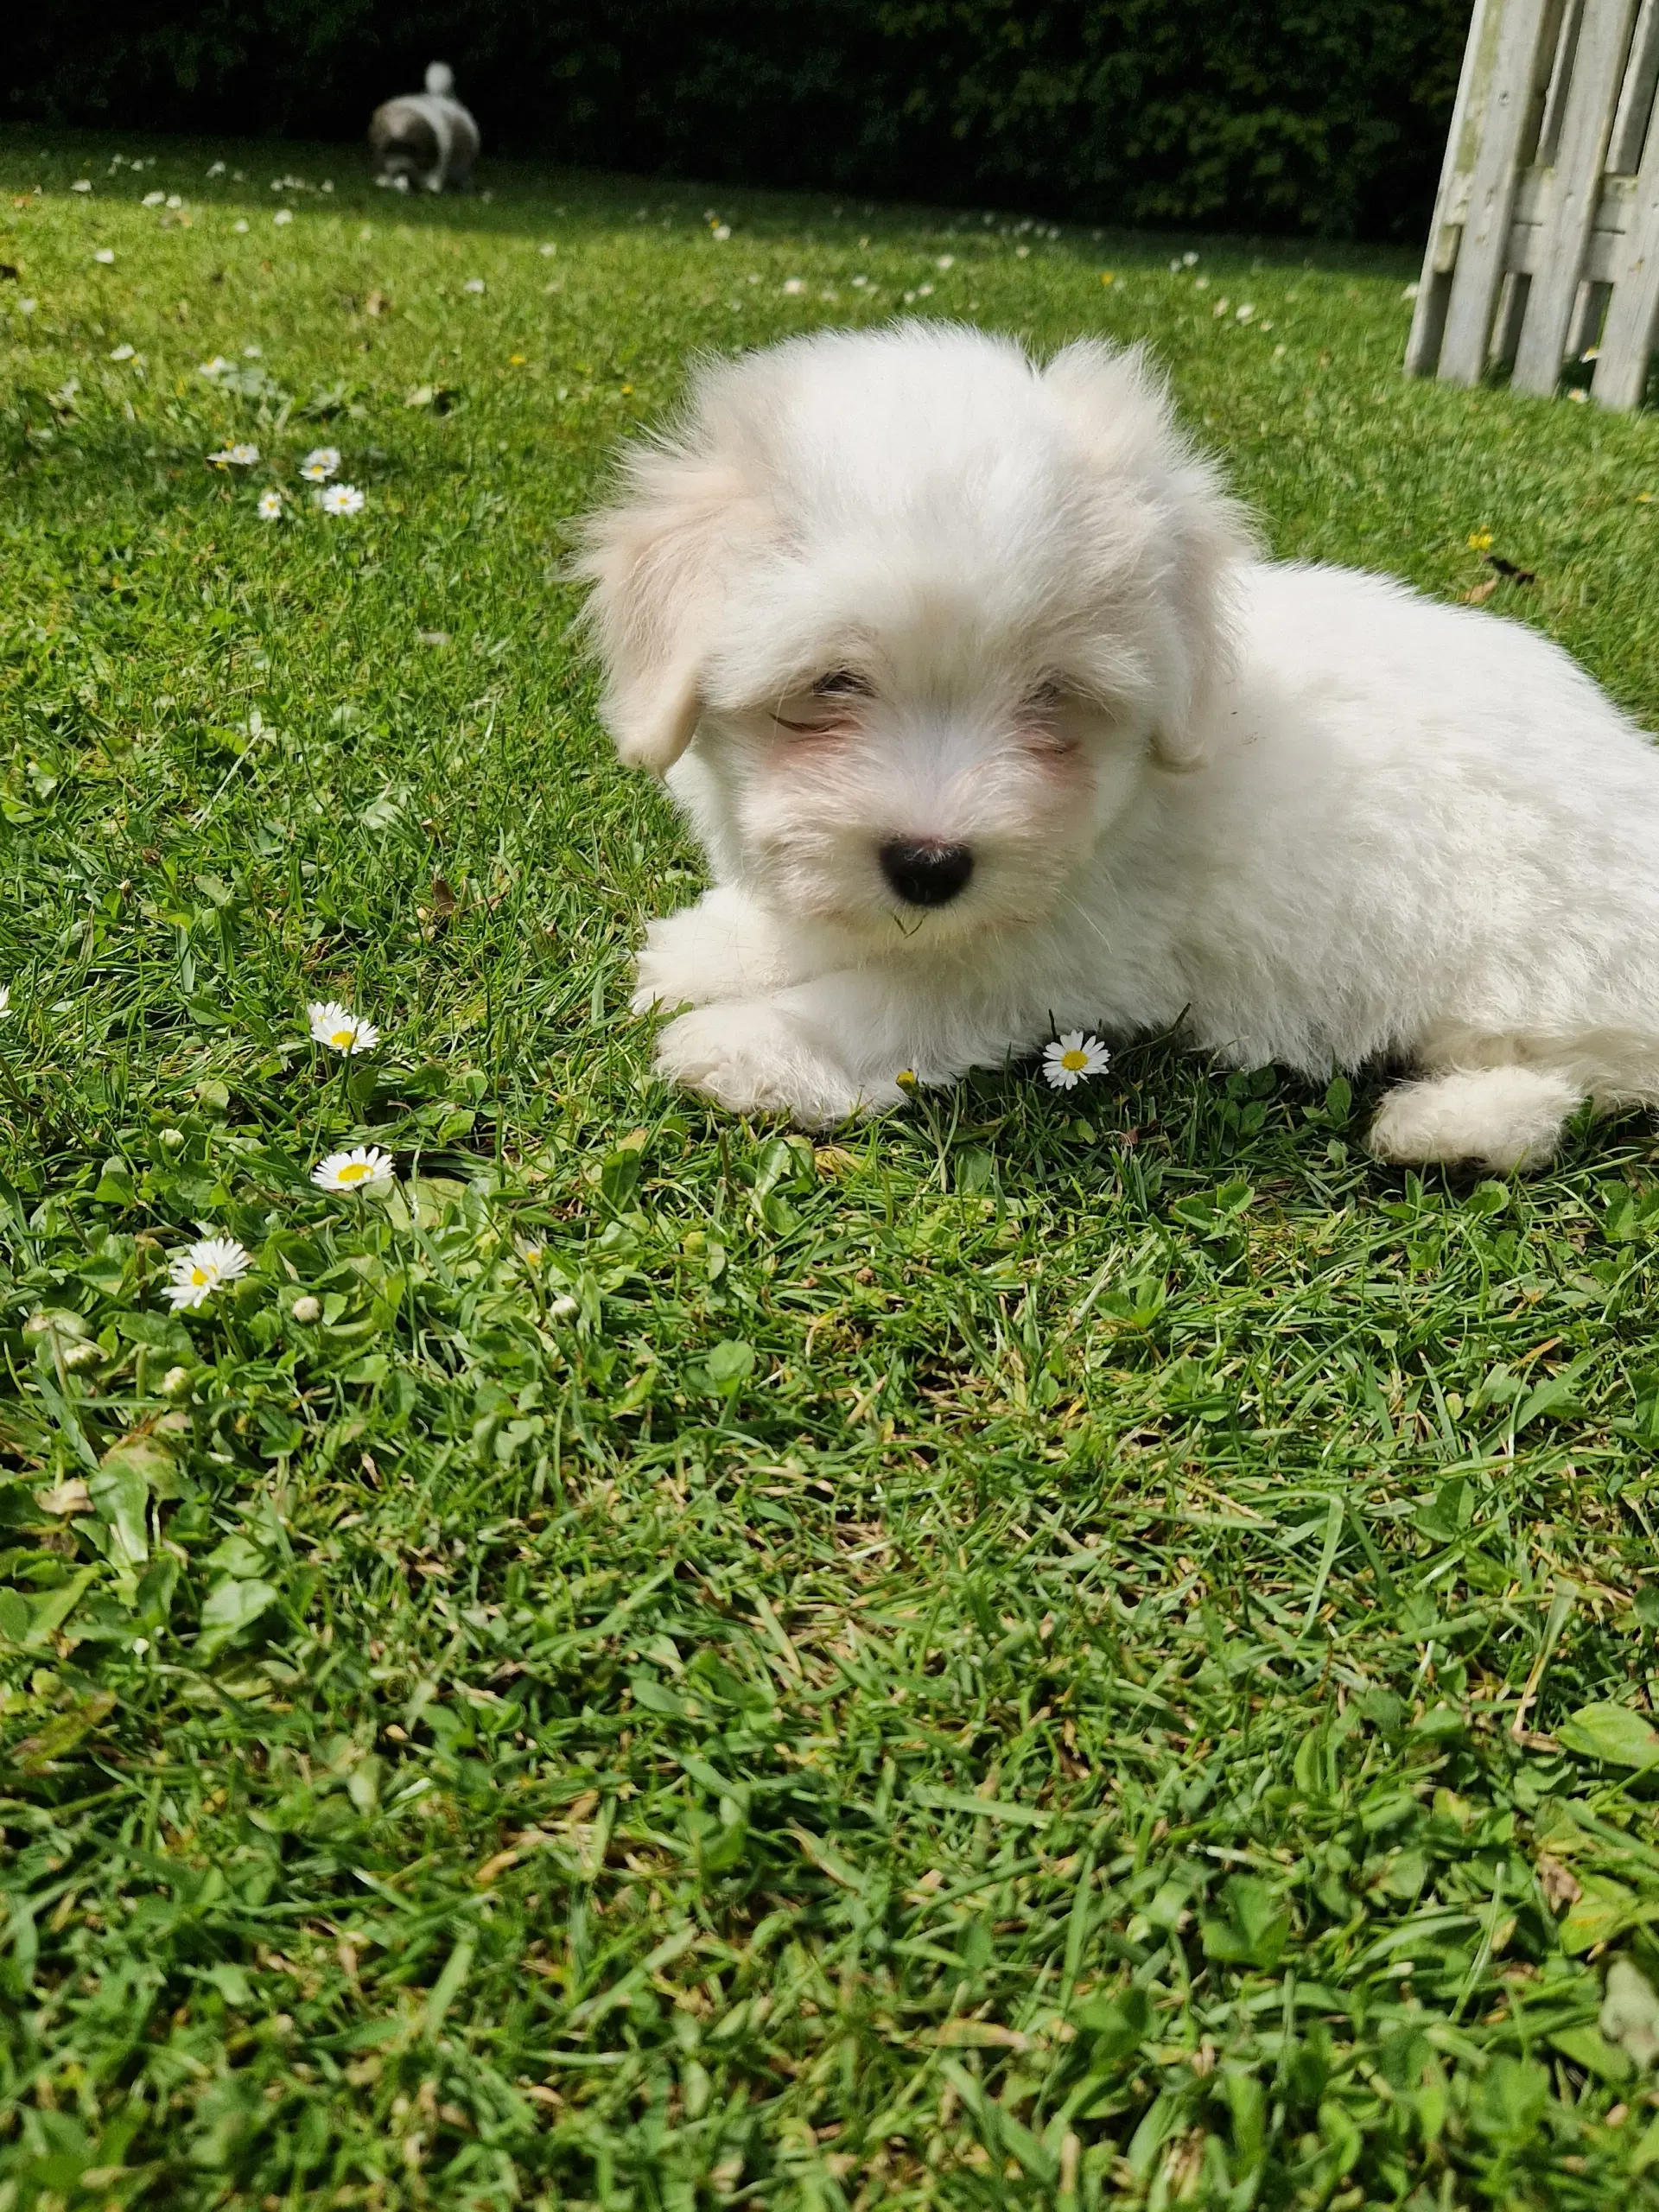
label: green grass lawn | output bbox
[10,125,1659,2212]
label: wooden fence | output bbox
[1406,0,1659,406]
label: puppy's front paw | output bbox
[655,1003,880,1125]
[630,894,791,1015]
[631,912,721,1015]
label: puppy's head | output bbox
[577,324,1249,948]
[369,100,437,182]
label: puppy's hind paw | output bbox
[1368,1065,1583,1173]
[654,1003,887,1126]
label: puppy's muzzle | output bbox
[880,838,975,908]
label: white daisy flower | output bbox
[92,248,115,264]
[207,162,226,177]
[198,355,232,378]
[462,276,486,293]
[307,999,379,1054]
[317,483,365,516]
[936,254,955,270]
[18,299,36,315]
[782,277,805,295]
[165,194,182,210]
[162,1233,252,1312]
[274,209,294,226]
[207,443,259,467]
[0,985,11,1018]
[257,488,283,519]
[109,343,135,360]
[1043,1033,1111,1090]
[143,189,165,207]
[299,445,340,481]
[312,1145,394,1194]
[232,219,250,234]
[72,179,92,194]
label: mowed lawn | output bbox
[10,124,1659,2212]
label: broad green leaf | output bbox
[1560,1874,1637,1955]
[1557,1701,1659,1770]
[195,1578,279,1656]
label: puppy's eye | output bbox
[772,670,872,734]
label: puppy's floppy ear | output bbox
[575,387,760,775]
[1044,340,1253,771]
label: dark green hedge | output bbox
[11,2,1471,240]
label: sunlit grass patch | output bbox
[4,125,1659,2210]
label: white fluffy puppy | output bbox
[577,322,1659,1170]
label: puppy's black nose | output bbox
[880,838,975,907]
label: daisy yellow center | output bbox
[1060,1048,1089,1071]
[189,1266,210,1284]
[329,1027,355,1047]
[337,1161,372,1184]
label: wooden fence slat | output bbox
[1440,0,1559,382]
[1594,116,1659,400]
[1408,0,1509,373]
[1608,0,1659,167]
[1513,0,1639,391]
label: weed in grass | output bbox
[5,130,1659,2209]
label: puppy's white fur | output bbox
[577,322,1659,1170]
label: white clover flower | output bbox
[463,276,486,293]
[274,209,294,226]
[165,194,182,210]
[257,488,283,519]
[936,254,955,270]
[243,343,261,356]
[233,219,250,234]
[539,242,556,256]
[1183,251,1199,266]
[308,999,378,1053]
[198,355,232,378]
[1043,1033,1111,1090]
[290,1294,321,1323]
[317,483,365,516]
[143,189,165,207]
[299,445,340,481]
[162,1233,251,1312]
[92,248,115,264]
[712,224,731,241]
[19,299,36,315]
[312,1145,394,1194]
[109,343,135,360]
[72,179,92,194]
[207,161,226,177]
[1236,302,1255,322]
[782,277,805,295]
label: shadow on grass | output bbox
[0,123,1425,279]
